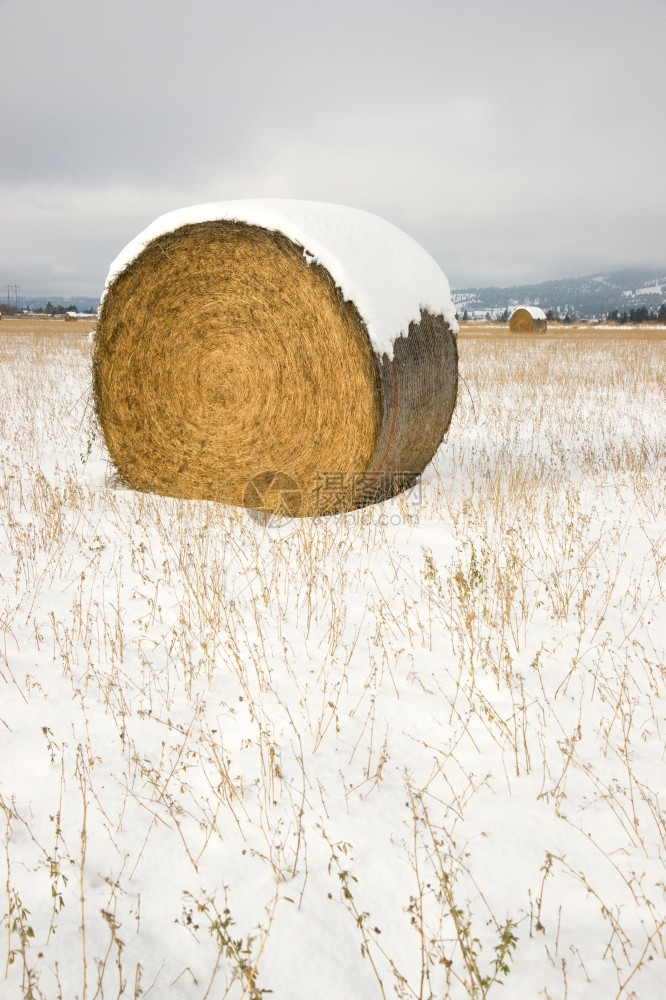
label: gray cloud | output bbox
[1,0,665,296]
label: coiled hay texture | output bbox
[509,306,547,333]
[94,217,457,517]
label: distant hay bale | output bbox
[93,202,458,518]
[509,306,547,333]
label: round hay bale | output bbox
[93,201,458,517]
[509,305,547,334]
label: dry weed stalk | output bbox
[0,324,664,998]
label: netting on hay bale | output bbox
[509,305,547,334]
[93,200,458,518]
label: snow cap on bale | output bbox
[509,305,547,333]
[94,199,458,517]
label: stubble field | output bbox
[1,318,664,999]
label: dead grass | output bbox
[459,320,666,343]
[0,321,664,999]
[0,316,96,335]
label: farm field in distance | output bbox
[0,318,664,999]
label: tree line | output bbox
[37,302,79,315]
[0,302,80,316]
[458,304,666,324]
[606,305,666,324]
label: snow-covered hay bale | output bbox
[509,305,547,333]
[93,200,458,517]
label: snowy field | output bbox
[1,320,664,999]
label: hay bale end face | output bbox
[509,305,547,333]
[93,201,458,517]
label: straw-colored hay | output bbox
[93,218,457,517]
[509,306,547,333]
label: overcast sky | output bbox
[1,0,665,298]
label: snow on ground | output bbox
[0,324,664,999]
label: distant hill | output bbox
[12,296,100,314]
[8,271,666,322]
[452,268,666,319]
